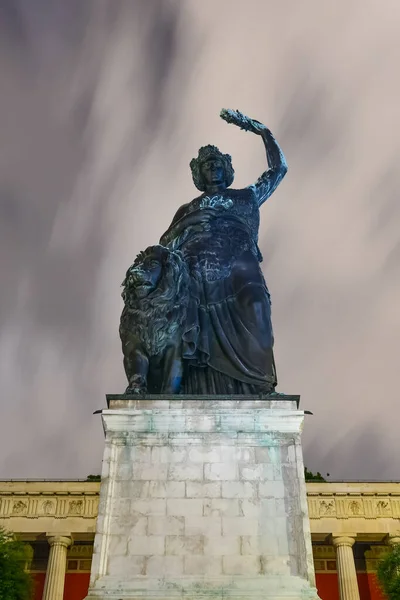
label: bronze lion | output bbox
[119,245,190,394]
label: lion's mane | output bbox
[120,246,190,357]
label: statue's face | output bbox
[128,253,164,298]
[200,156,226,190]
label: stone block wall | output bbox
[86,398,318,600]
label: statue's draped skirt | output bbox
[182,249,277,394]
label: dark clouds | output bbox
[1,0,399,479]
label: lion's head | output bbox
[120,245,190,355]
[122,245,169,302]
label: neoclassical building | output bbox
[1,479,399,600]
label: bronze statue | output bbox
[120,109,287,395]
[119,245,190,394]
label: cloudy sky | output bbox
[1,0,399,480]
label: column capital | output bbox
[331,534,357,548]
[46,534,72,549]
[386,532,400,546]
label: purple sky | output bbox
[1,0,400,480]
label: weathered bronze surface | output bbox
[120,109,287,395]
[119,245,190,394]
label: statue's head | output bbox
[190,145,234,192]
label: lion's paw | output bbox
[125,385,146,396]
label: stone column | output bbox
[332,535,360,600]
[43,534,72,600]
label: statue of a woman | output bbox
[160,109,287,395]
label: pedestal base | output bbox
[86,576,318,600]
[85,396,319,600]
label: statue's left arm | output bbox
[220,109,288,207]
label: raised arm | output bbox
[251,128,287,206]
[220,109,288,206]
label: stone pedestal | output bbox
[85,395,320,600]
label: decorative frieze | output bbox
[307,487,400,521]
[0,491,99,520]
[1,482,400,528]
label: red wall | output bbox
[357,573,386,600]
[316,573,340,600]
[32,574,46,600]
[63,573,91,600]
[316,573,386,600]
[32,573,90,600]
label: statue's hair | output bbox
[190,145,234,191]
[120,245,190,356]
